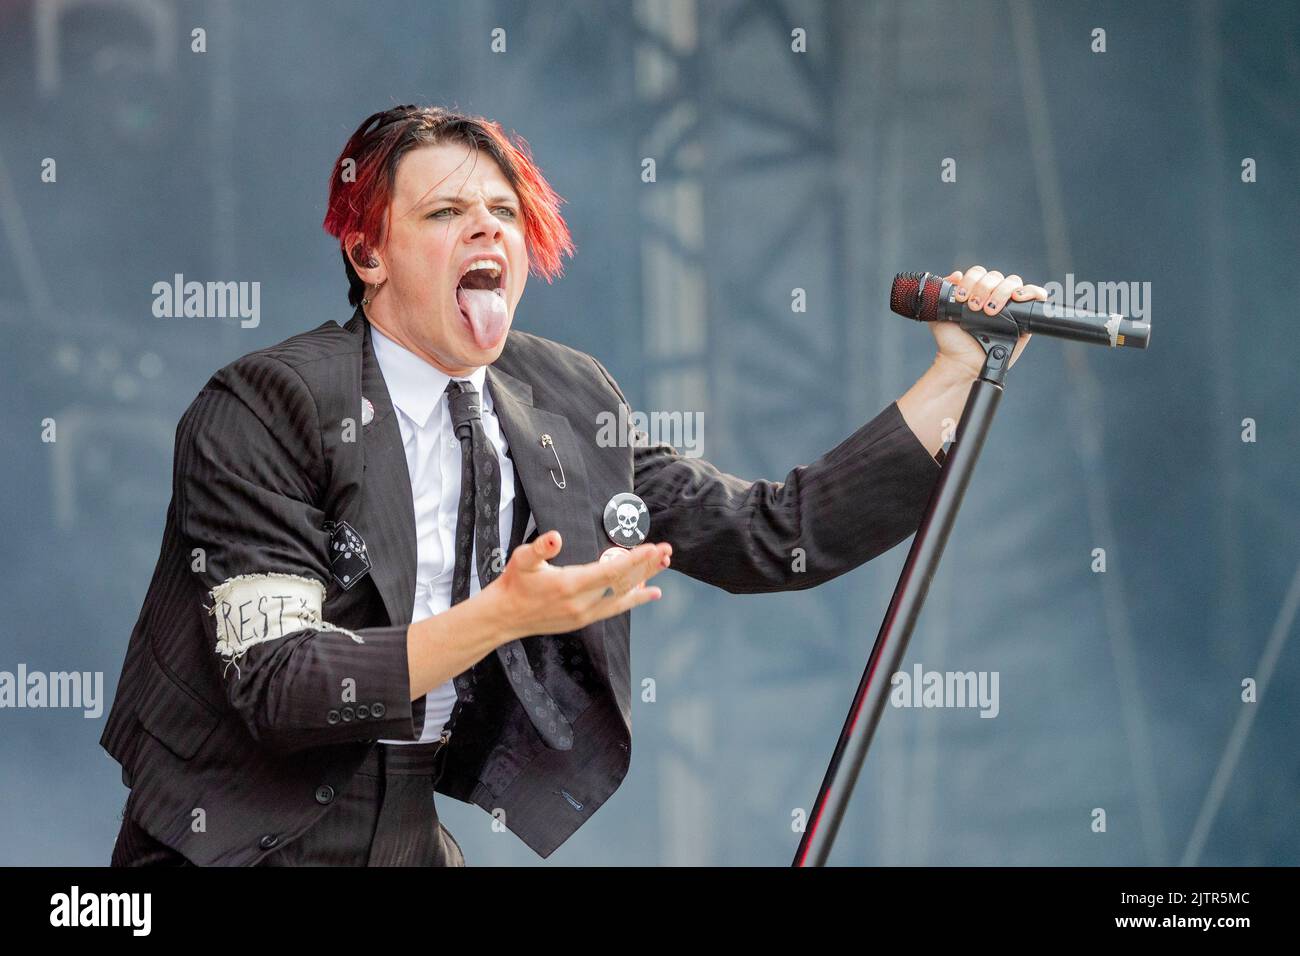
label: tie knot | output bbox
[446,379,481,436]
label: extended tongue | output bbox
[457,287,508,349]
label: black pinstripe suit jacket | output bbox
[99,306,944,865]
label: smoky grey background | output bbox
[1,0,1296,866]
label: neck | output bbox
[366,306,478,378]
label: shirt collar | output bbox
[370,321,489,429]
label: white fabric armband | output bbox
[208,572,364,662]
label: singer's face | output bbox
[367,142,529,376]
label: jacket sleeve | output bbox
[173,353,424,753]
[589,355,944,594]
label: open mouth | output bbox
[454,260,505,315]
[457,261,505,293]
[454,259,509,347]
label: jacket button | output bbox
[326,709,341,725]
[259,834,280,849]
[341,706,355,722]
[371,702,387,718]
[315,785,335,805]
[356,704,370,719]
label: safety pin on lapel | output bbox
[540,433,566,489]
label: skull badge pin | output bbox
[603,492,649,548]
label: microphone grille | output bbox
[890,271,943,322]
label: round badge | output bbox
[361,396,375,426]
[603,492,649,548]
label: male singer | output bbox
[100,104,1045,866]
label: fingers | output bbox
[563,543,671,625]
[595,547,659,602]
[965,268,1003,312]
[984,274,1022,315]
[603,580,664,617]
[1010,283,1048,302]
[952,265,984,304]
[512,530,563,572]
[509,531,670,599]
[951,266,1048,313]
[605,547,670,600]
[568,542,671,601]
[607,543,671,593]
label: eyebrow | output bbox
[419,194,519,207]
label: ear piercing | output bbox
[354,244,383,306]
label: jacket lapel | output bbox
[486,363,599,569]
[486,360,615,707]
[352,311,418,629]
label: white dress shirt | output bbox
[370,323,516,745]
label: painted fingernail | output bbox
[987,300,999,311]
[955,286,967,298]
[969,298,981,308]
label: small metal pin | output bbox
[540,433,566,489]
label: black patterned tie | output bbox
[444,380,574,751]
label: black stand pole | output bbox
[793,331,1019,867]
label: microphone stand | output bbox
[793,326,1021,867]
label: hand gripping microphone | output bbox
[889,271,1151,349]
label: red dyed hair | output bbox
[323,104,576,306]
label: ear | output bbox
[345,231,386,285]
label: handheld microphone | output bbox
[890,272,1151,349]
